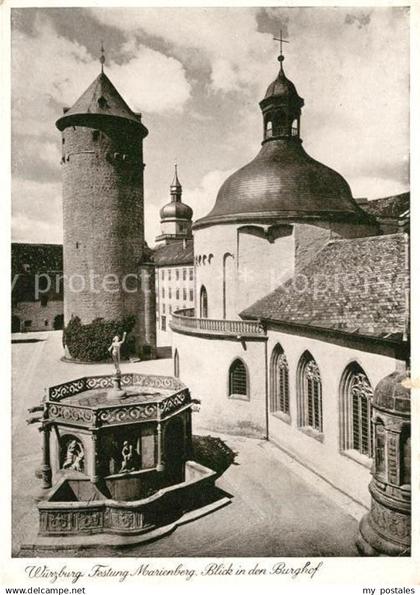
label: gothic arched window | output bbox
[200,285,208,318]
[297,352,323,433]
[340,363,373,458]
[228,359,249,398]
[270,344,290,416]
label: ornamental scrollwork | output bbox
[304,360,321,382]
[350,373,373,400]
[48,403,94,425]
[97,404,157,425]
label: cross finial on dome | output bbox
[273,29,289,69]
[100,41,105,73]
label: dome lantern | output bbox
[259,31,304,143]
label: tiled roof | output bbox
[12,243,63,276]
[360,192,409,219]
[56,72,145,131]
[241,234,408,342]
[152,239,194,266]
[12,243,63,303]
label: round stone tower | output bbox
[357,370,411,556]
[56,61,151,356]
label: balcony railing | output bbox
[170,309,266,338]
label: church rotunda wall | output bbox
[193,223,295,320]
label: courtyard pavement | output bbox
[12,331,360,557]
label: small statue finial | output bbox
[100,41,105,73]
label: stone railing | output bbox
[48,373,185,402]
[170,309,266,338]
[45,386,191,428]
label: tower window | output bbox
[97,96,109,109]
[266,120,273,138]
[92,130,100,141]
[340,363,373,459]
[229,359,249,399]
[297,352,323,435]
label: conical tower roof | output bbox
[56,72,146,132]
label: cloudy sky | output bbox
[11,6,409,246]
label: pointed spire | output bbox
[171,162,182,189]
[170,163,182,202]
[100,41,105,73]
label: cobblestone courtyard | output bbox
[12,331,362,557]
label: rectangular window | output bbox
[189,290,193,301]
[161,270,165,280]
[169,305,172,314]
[168,270,171,281]
[176,289,179,300]
[169,288,172,299]
[183,289,187,301]
[162,304,166,314]
[162,288,165,298]
[189,268,193,280]
[176,269,180,280]
[161,316,166,331]
[183,269,186,280]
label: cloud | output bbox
[89,8,274,95]
[11,179,63,244]
[183,169,235,222]
[111,39,191,113]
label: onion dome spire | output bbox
[160,165,193,221]
[170,163,182,200]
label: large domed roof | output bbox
[194,140,368,229]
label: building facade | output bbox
[153,169,194,347]
[170,49,410,511]
[12,243,64,333]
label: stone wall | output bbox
[172,324,403,507]
[61,120,146,353]
[12,300,63,332]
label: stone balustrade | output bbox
[170,309,266,338]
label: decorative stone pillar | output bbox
[357,370,411,556]
[156,422,164,472]
[41,423,52,489]
[89,432,99,484]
